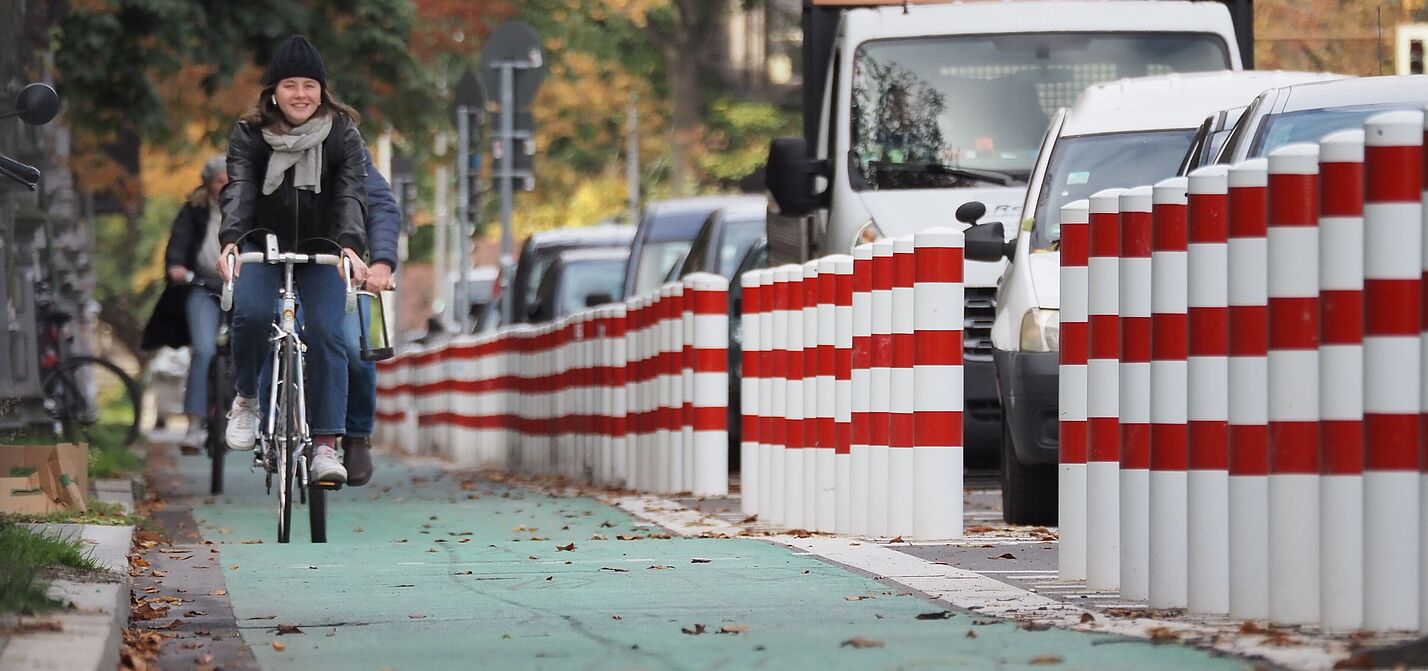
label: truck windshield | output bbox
[851,32,1230,190]
[1030,129,1197,251]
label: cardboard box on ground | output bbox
[0,443,88,514]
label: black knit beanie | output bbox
[265,35,326,88]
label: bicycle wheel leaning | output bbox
[43,355,142,449]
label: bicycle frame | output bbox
[263,259,312,505]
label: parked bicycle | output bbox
[220,234,356,543]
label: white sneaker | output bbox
[179,422,206,451]
[225,396,259,451]
[310,445,347,484]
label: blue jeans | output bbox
[344,294,377,437]
[183,287,221,416]
[231,262,349,436]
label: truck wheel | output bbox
[1000,421,1057,525]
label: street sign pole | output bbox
[456,106,472,333]
[499,62,515,324]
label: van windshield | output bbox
[1031,129,1197,251]
[850,32,1229,190]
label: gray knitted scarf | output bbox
[260,113,333,195]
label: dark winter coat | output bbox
[163,200,214,274]
[218,112,368,254]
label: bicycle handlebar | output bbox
[219,250,355,313]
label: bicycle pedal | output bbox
[313,481,342,490]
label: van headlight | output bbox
[851,218,884,251]
[1019,307,1059,352]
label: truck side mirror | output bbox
[6,83,60,126]
[585,292,612,308]
[965,221,1013,262]
[766,136,829,216]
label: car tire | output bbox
[1000,420,1057,525]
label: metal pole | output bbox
[627,94,640,227]
[456,107,472,334]
[434,133,450,327]
[500,63,515,324]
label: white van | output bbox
[765,1,1246,458]
[969,70,1345,523]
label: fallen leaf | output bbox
[600,567,629,573]
[545,576,553,581]
[740,515,758,523]
[718,624,748,635]
[616,535,643,541]
[681,623,707,635]
[1029,655,1063,665]
[151,570,168,578]
[271,641,286,652]
[229,564,240,570]
[840,637,884,649]
[276,624,303,635]
[965,525,996,534]
[250,615,277,620]
[1238,620,1265,634]
[691,558,712,564]
[458,539,472,544]
[1080,612,1095,624]
[132,602,169,621]
[454,570,473,575]
[992,553,1016,560]
[887,536,904,543]
[915,611,954,620]
[590,534,607,541]
[408,614,427,620]
[208,589,226,597]
[611,614,623,620]
[183,610,207,617]
[240,539,263,544]
[965,630,977,639]
[1147,626,1179,641]
[845,595,873,601]
[556,543,577,552]
[648,565,674,570]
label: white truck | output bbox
[764,0,1251,462]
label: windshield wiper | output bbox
[865,160,1018,187]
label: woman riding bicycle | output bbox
[215,35,370,484]
[145,156,228,451]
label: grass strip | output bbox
[0,522,103,615]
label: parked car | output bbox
[672,202,768,282]
[1199,75,1428,171]
[449,265,498,329]
[968,69,1338,524]
[526,247,630,324]
[484,223,634,331]
[622,195,766,300]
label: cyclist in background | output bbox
[341,151,400,487]
[215,34,369,484]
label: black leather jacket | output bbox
[218,112,367,254]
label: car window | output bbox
[681,212,719,278]
[557,259,626,317]
[1215,95,1263,165]
[717,217,767,279]
[1031,129,1196,251]
[1251,103,1420,158]
[632,240,693,296]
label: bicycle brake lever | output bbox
[343,257,356,314]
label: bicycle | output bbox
[37,299,143,450]
[220,234,356,543]
[178,276,236,495]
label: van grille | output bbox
[964,287,996,363]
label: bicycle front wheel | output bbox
[276,340,296,544]
[205,350,234,495]
[44,356,142,449]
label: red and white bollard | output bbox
[785,266,808,529]
[802,260,821,526]
[1362,110,1424,632]
[833,255,855,534]
[1267,142,1321,626]
[682,282,697,491]
[1186,164,1231,615]
[888,235,917,538]
[816,256,840,533]
[1149,176,1189,609]
[684,272,729,496]
[768,265,796,525]
[912,227,964,540]
[1119,186,1154,602]
[758,268,779,520]
[1317,128,1365,631]
[1228,158,1270,620]
[868,238,897,537]
[1087,187,1127,591]
[850,244,875,536]
[740,270,762,516]
[1059,200,1091,581]
[609,304,629,488]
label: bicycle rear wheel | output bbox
[44,356,142,449]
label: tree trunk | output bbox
[660,0,722,196]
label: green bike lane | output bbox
[178,452,1252,670]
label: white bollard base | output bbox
[816,448,836,533]
[1187,469,1229,614]
[767,445,786,526]
[849,445,870,536]
[1120,468,1150,601]
[868,445,891,537]
[1320,474,1363,631]
[1087,461,1122,591]
[1268,473,1321,626]
[888,447,915,538]
[740,441,759,515]
[785,448,806,530]
[1149,469,1188,609]
[1229,474,1269,620]
[1058,463,1087,581]
[912,446,963,541]
[1364,470,1420,632]
[804,448,818,529]
[834,453,851,534]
